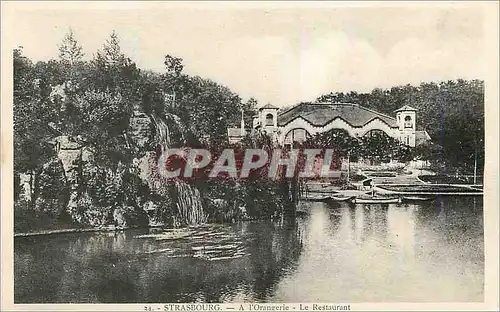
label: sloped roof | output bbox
[394,105,417,112]
[277,103,397,128]
[259,103,279,110]
[415,130,431,145]
[228,128,246,137]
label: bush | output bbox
[14,200,73,233]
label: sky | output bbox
[4,1,487,107]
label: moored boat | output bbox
[402,196,434,202]
[352,197,401,204]
[303,193,332,202]
[331,195,356,202]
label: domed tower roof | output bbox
[259,103,279,110]
[394,105,417,112]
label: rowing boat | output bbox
[303,194,332,202]
[402,196,434,202]
[352,197,401,204]
[330,195,356,202]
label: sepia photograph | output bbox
[1,1,499,310]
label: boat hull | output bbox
[303,195,332,202]
[331,196,356,202]
[402,196,434,202]
[352,198,401,204]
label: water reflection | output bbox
[271,198,483,302]
[15,220,304,303]
[15,197,483,303]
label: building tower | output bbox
[395,105,417,147]
[259,103,279,134]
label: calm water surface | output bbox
[15,196,484,303]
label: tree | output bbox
[242,97,258,127]
[73,90,132,167]
[138,70,166,115]
[166,75,242,147]
[414,141,443,163]
[101,30,123,65]
[164,55,184,78]
[162,55,186,112]
[91,30,141,101]
[391,144,414,163]
[300,129,361,171]
[57,29,87,99]
[13,48,57,204]
[358,131,399,163]
[58,28,84,66]
[303,129,360,158]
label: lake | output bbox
[14,196,484,303]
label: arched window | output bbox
[265,113,274,126]
[285,128,311,144]
[404,115,413,128]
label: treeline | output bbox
[14,30,257,176]
[316,79,485,174]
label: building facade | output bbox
[228,102,431,147]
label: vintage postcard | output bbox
[1,1,499,311]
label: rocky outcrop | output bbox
[18,173,32,202]
[14,110,211,232]
[128,111,153,152]
[50,135,86,216]
[14,157,72,232]
[35,158,69,213]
